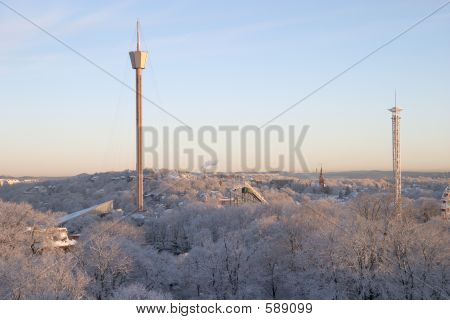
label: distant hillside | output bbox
[3,170,448,181]
[0,169,447,215]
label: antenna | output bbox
[137,20,140,51]
[394,89,397,106]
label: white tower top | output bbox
[129,20,148,69]
[388,91,403,113]
[388,106,403,113]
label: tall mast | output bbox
[129,20,148,212]
[388,94,403,216]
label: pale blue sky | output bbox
[0,0,449,176]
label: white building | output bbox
[0,179,20,187]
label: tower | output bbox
[388,95,403,215]
[319,165,325,188]
[129,21,148,211]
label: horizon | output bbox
[2,168,450,179]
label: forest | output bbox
[0,171,448,299]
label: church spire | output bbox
[319,165,325,188]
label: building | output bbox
[0,178,20,187]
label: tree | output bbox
[76,221,141,299]
[0,200,88,299]
[112,284,172,300]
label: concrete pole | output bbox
[136,67,144,211]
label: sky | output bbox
[0,0,449,176]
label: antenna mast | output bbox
[129,20,148,212]
[137,20,140,51]
[388,94,403,216]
